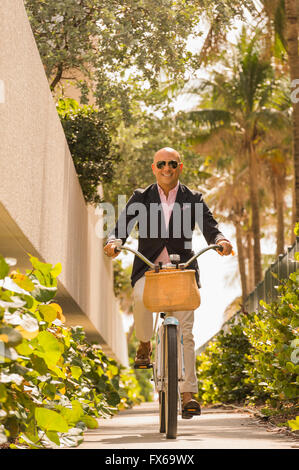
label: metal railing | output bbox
[244,236,299,314]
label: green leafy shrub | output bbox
[243,271,299,406]
[0,254,140,448]
[196,319,253,404]
[196,268,299,412]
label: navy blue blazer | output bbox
[108,182,226,288]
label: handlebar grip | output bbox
[216,245,223,252]
[114,247,121,254]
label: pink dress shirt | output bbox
[154,182,180,264]
[153,182,229,265]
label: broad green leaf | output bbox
[42,383,56,400]
[0,256,9,279]
[70,366,82,380]
[35,331,62,366]
[47,364,65,379]
[23,294,35,309]
[29,255,52,276]
[16,341,33,356]
[50,263,62,278]
[81,415,98,429]
[11,273,35,292]
[288,416,299,431]
[30,355,48,376]
[46,430,60,446]
[31,285,57,303]
[60,401,84,426]
[39,305,57,323]
[35,407,68,433]
[50,303,65,323]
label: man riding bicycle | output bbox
[104,147,232,417]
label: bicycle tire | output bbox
[159,391,165,433]
[164,324,178,439]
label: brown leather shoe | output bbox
[182,398,201,419]
[134,341,152,366]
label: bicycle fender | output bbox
[164,317,179,326]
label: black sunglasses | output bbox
[156,160,179,169]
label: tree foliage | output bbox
[177,28,292,290]
[57,98,120,205]
[24,0,257,121]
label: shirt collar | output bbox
[157,180,180,198]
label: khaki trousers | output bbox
[133,276,198,393]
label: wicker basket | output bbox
[143,268,201,312]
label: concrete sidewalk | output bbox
[77,401,298,449]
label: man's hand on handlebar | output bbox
[103,241,120,258]
[216,240,233,256]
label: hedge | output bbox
[196,264,299,430]
[0,254,141,448]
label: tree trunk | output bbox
[285,0,299,237]
[248,144,262,284]
[50,63,63,91]
[272,172,285,256]
[246,230,254,293]
[234,221,247,303]
[275,181,285,255]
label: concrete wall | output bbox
[0,0,128,366]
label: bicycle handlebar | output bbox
[111,239,223,270]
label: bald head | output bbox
[153,147,181,164]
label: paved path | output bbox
[78,401,298,449]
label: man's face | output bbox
[151,149,183,189]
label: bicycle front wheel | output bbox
[164,324,178,439]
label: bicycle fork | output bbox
[153,313,186,414]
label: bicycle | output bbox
[113,240,224,439]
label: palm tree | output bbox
[205,171,249,303]
[180,29,289,284]
[260,130,292,255]
[258,0,299,239]
[285,0,299,236]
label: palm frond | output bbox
[182,109,232,128]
